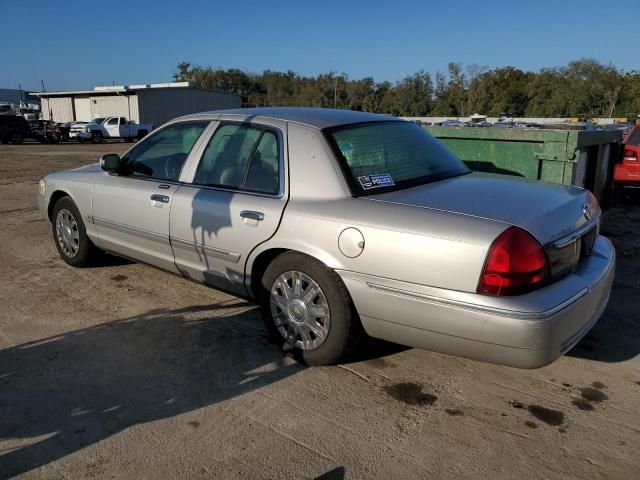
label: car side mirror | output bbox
[100,153,124,173]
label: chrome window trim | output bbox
[182,120,286,199]
[117,120,214,184]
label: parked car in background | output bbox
[28,119,62,143]
[68,121,89,140]
[76,116,152,143]
[614,124,640,199]
[441,119,467,127]
[56,122,74,142]
[38,108,614,368]
[0,114,32,144]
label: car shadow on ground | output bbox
[90,252,135,268]
[569,204,640,363]
[0,302,406,478]
[0,303,303,478]
[568,284,640,363]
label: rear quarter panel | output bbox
[263,198,507,292]
[247,123,508,294]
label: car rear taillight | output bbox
[623,149,638,162]
[477,227,549,296]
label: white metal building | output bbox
[32,82,242,127]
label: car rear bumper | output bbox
[338,235,615,369]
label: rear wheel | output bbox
[260,252,363,365]
[52,197,100,267]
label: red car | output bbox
[614,124,640,199]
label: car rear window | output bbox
[324,121,469,195]
[626,127,640,146]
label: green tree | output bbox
[173,59,640,118]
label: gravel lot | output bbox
[1,142,639,480]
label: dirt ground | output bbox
[0,142,639,480]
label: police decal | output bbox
[357,173,395,190]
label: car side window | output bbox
[120,117,127,125]
[193,124,281,195]
[107,118,118,126]
[126,121,209,181]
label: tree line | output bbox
[173,59,640,118]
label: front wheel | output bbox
[91,131,103,144]
[260,252,363,365]
[52,197,100,267]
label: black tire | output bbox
[9,131,23,144]
[260,252,364,366]
[51,197,100,267]
[91,131,103,144]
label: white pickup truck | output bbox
[77,117,152,143]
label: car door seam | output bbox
[242,122,291,297]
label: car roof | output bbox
[180,107,399,129]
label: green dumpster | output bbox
[424,126,622,206]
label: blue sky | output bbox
[2,0,638,91]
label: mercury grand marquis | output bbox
[38,108,615,367]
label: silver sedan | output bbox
[38,108,615,367]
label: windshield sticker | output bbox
[358,173,395,190]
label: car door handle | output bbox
[240,210,264,221]
[150,194,170,204]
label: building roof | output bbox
[186,107,398,129]
[30,82,239,98]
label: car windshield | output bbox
[92,117,106,125]
[325,121,469,195]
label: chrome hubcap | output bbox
[270,271,330,350]
[55,209,79,258]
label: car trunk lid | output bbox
[365,172,599,246]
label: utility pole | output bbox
[334,76,338,108]
[41,80,46,92]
